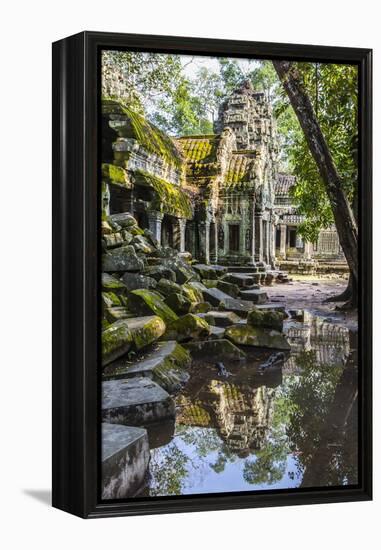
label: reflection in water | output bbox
[145,312,358,496]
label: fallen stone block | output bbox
[102,245,145,272]
[193,264,227,279]
[102,377,175,425]
[103,341,191,393]
[127,289,178,324]
[183,338,246,360]
[102,273,127,294]
[199,310,241,327]
[247,308,286,331]
[216,280,240,297]
[225,325,291,350]
[222,273,255,288]
[122,272,157,291]
[102,316,166,366]
[163,313,211,342]
[239,289,269,304]
[217,297,255,317]
[102,423,149,499]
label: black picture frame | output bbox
[52,31,372,519]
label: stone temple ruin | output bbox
[100,81,349,499]
[102,80,346,273]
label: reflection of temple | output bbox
[101,80,347,269]
[177,379,277,456]
[283,312,351,372]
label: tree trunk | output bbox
[273,61,358,302]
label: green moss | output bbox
[131,316,166,350]
[103,99,183,169]
[102,322,133,366]
[133,169,192,219]
[164,313,211,342]
[247,309,286,331]
[182,284,203,303]
[128,289,179,324]
[178,136,218,162]
[102,163,131,187]
[225,325,291,350]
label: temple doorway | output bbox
[229,224,239,252]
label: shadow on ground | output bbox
[23,489,51,507]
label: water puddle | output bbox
[144,311,358,496]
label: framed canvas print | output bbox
[52,31,372,518]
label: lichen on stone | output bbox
[133,169,192,219]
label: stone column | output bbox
[178,219,186,252]
[264,220,271,265]
[296,233,303,249]
[279,224,287,259]
[240,200,248,259]
[254,211,263,262]
[198,220,210,264]
[269,221,276,265]
[304,241,313,260]
[148,211,163,246]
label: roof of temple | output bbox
[275,174,296,196]
[131,169,193,219]
[177,135,220,163]
[223,153,256,189]
[102,99,184,169]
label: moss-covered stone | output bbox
[104,100,183,169]
[225,325,291,350]
[163,313,211,342]
[102,315,166,366]
[182,283,204,303]
[102,291,122,308]
[247,308,286,331]
[128,289,178,324]
[102,245,145,272]
[190,301,212,314]
[109,213,138,228]
[217,280,240,298]
[133,170,192,219]
[164,292,192,315]
[105,307,132,322]
[183,338,246,360]
[102,163,132,188]
[193,264,227,279]
[202,279,219,288]
[144,265,176,282]
[102,321,133,366]
[102,273,127,294]
[122,272,157,291]
[103,341,191,394]
[157,278,183,297]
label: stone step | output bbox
[102,423,149,499]
[102,341,191,393]
[102,377,175,425]
[223,273,256,288]
[193,263,228,279]
[239,289,269,304]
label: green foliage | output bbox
[152,78,214,136]
[276,63,358,240]
[102,50,183,114]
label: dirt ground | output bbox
[266,274,358,331]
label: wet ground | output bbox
[143,276,358,497]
